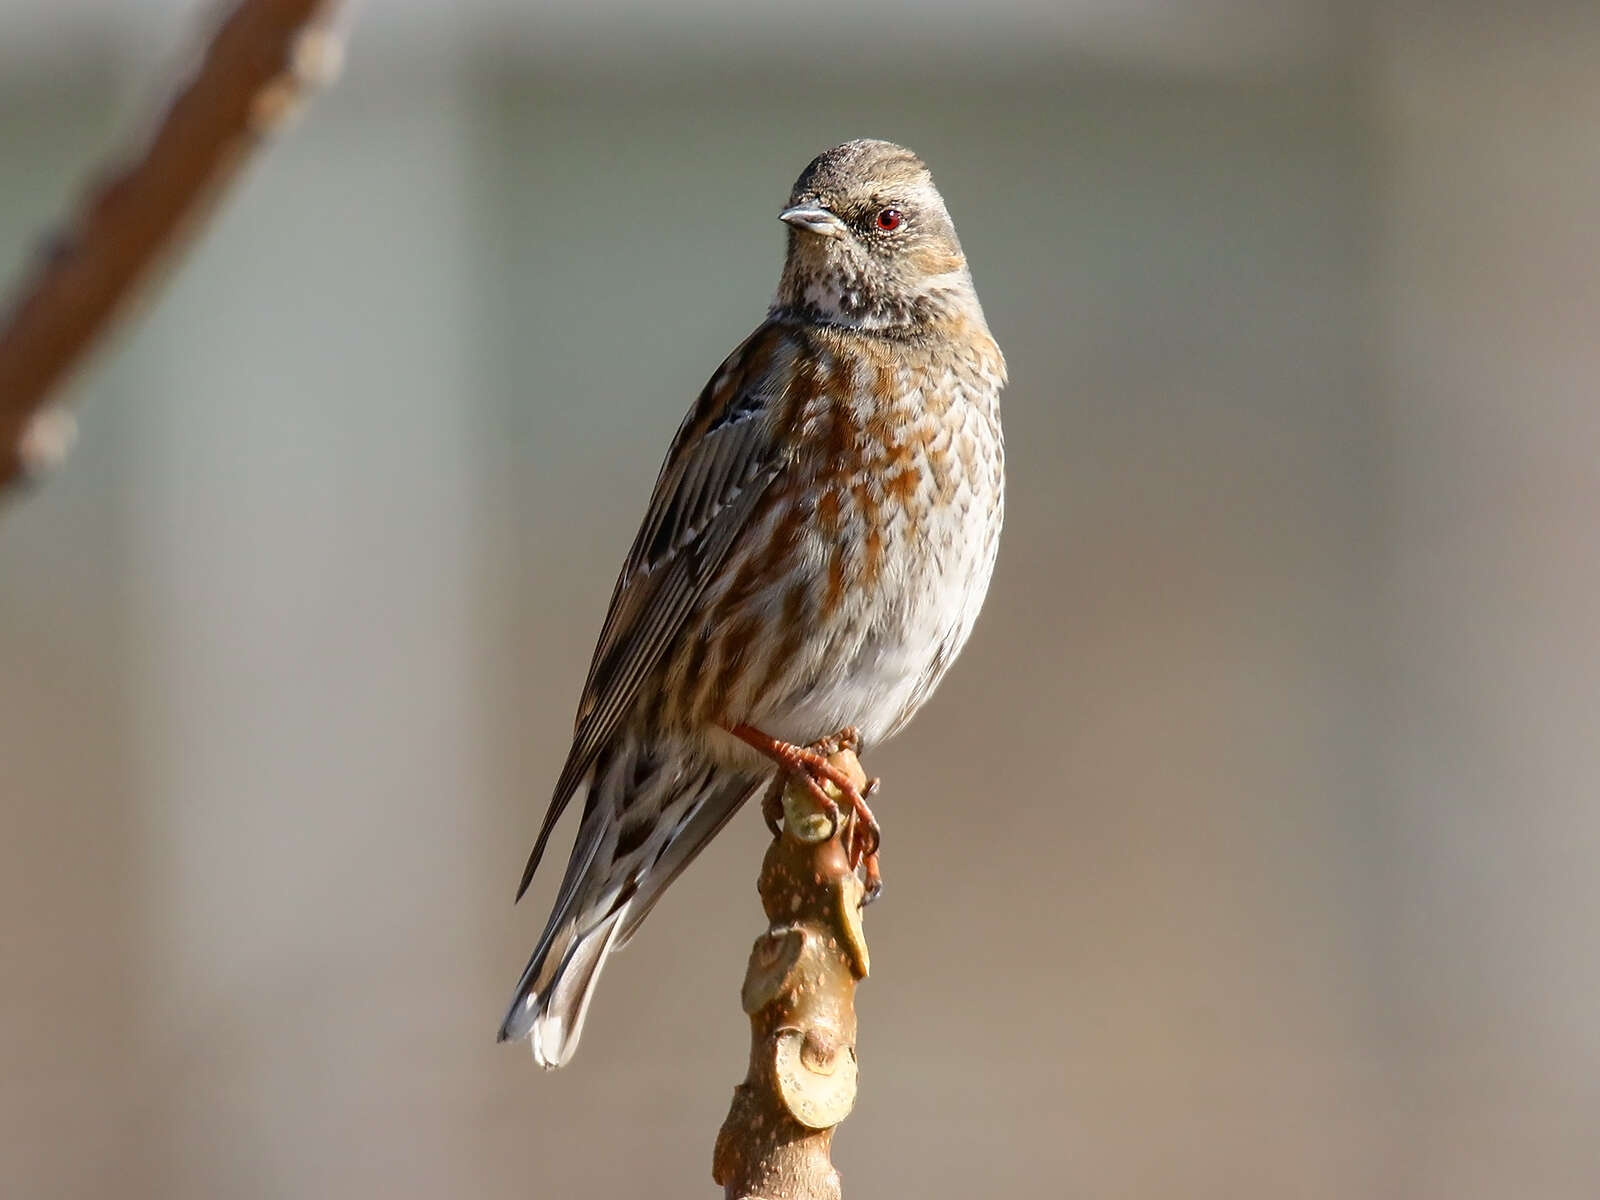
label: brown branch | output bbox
[714,746,872,1200]
[0,0,347,496]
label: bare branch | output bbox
[714,746,872,1200]
[0,0,347,497]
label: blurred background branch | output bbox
[0,0,345,496]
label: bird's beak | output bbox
[779,204,847,239]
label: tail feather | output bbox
[614,775,760,948]
[499,738,764,1066]
[496,903,630,1067]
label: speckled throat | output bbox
[772,252,981,337]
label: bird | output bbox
[498,138,1006,1067]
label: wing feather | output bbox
[515,324,797,900]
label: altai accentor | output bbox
[498,139,1006,1066]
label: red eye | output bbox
[875,208,902,231]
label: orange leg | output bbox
[725,722,883,900]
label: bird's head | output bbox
[772,139,983,337]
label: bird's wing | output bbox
[515,322,799,901]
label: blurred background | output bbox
[2,1,1598,1197]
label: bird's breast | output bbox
[751,334,1005,742]
[658,328,1004,760]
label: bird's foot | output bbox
[820,728,882,896]
[725,722,883,895]
[726,722,851,836]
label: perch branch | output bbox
[0,0,347,497]
[714,743,872,1200]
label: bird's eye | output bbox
[875,208,903,232]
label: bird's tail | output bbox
[497,898,631,1068]
[496,744,762,1068]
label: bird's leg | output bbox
[723,722,883,899]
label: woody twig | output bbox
[0,0,347,497]
[713,742,872,1200]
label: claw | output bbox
[760,777,785,839]
[860,855,883,905]
[844,779,880,867]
